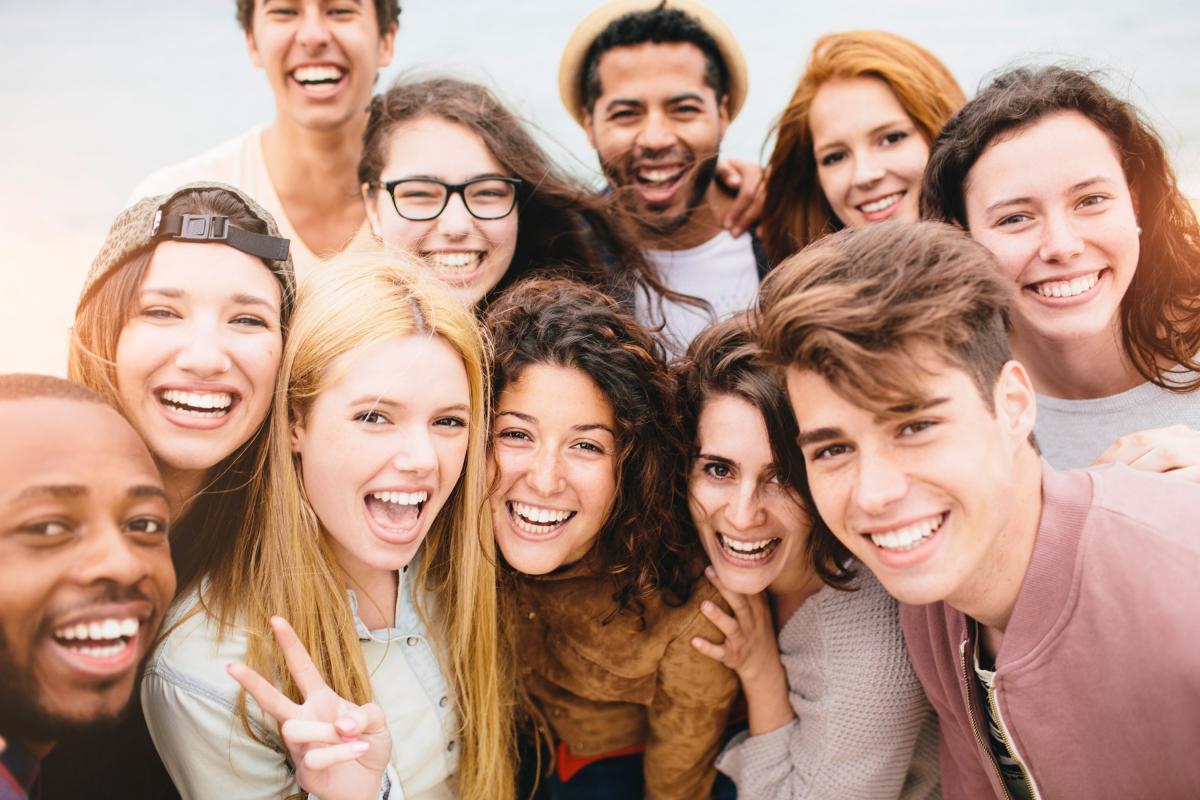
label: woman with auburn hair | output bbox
[922,66,1200,474]
[142,254,513,800]
[485,277,737,800]
[359,75,686,312]
[678,315,939,800]
[759,31,965,264]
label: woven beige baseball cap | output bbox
[558,0,749,127]
[78,181,294,313]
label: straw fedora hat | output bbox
[557,0,749,127]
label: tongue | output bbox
[366,496,419,528]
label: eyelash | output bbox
[812,443,849,461]
[702,461,732,479]
[127,517,168,535]
[355,410,390,425]
[435,416,467,429]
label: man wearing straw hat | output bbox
[560,0,767,356]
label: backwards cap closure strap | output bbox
[151,211,290,262]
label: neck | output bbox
[637,180,735,252]
[1010,319,1143,400]
[262,112,367,201]
[335,545,399,631]
[948,447,1044,654]
[765,558,824,632]
[158,463,207,519]
[15,737,54,760]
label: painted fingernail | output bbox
[351,741,370,754]
[336,718,356,734]
[702,600,713,612]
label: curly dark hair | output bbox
[581,4,728,112]
[486,277,700,620]
[675,314,855,587]
[236,0,400,35]
[922,66,1200,391]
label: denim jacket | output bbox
[142,567,457,800]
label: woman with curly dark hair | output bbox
[484,277,736,800]
[922,66,1200,474]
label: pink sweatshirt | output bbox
[900,463,1200,799]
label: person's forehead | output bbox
[0,399,160,497]
[595,41,713,94]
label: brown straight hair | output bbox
[760,31,965,264]
[922,66,1200,391]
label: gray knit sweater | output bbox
[715,569,940,800]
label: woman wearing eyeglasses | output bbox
[359,76,662,308]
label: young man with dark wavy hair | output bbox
[757,221,1200,799]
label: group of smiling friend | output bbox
[3,1,1200,799]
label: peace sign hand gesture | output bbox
[227,616,392,800]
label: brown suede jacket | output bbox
[513,557,738,800]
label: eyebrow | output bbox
[129,485,168,500]
[984,176,1114,215]
[795,397,950,447]
[353,396,469,413]
[13,484,87,501]
[666,92,706,105]
[391,173,509,183]
[696,453,735,465]
[140,288,277,309]
[605,98,645,113]
[497,410,615,436]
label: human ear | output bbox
[717,94,730,135]
[290,408,307,454]
[245,29,262,69]
[362,184,383,238]
[993,360,1037,446]
[582,108,597,150]
[377,22,397,69]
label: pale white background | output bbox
[3,0,1198,374]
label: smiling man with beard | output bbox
[0,375,175,800]
[560,0,768,356]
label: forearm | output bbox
[742,661,797,737]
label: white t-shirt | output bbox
[636,230,759,358]
[130,125,374,281]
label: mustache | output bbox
[39,582,158,633]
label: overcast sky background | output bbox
[3,0,1198,373]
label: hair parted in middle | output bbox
[485,276,701,618]
[359,75,683,309]
[921,65,1200,391]
[196,251,513,800]
[757,220,1016,416]
[674,314,855,587]
[760,30,965,264]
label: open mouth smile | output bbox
[715,531,782,564]
[507,501,576,538]
[421,251,485,282]
[866,512,947,553]
[157,388,235,418]
[856,191,904,221]
[1025,270,1103,301]
[632,162,688,203]
[48,610,148,678]
[364,490,428,543]
[290,65,347,96]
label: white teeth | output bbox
[371,490,428,506]
[424,252,482,275]
[1033,272,1099,298]
[716,532,781,562]
[509,502,574,535]
[76,641,130,659]
[160,389,233,415]
[54,617,139,643]
[868,514,944,552]
[859,193,902,214]
[638,167,683,184]
[293,65,343,83]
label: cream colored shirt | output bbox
[143,570,458,800]
[130,125,375,280]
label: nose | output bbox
[634,111,677,154]
[76,521,154,589]
[174,321,232,378]
[852,452,909,517]
[526,444,566,497]
[725,479,765,532]
[392,427,439,476]
[851,149,885,189]
[434,192,474,239]
[296,5,333,50]
[1038,210,1085,263]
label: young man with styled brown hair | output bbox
[757,220,1200,799]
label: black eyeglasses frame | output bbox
[379,176,524,222]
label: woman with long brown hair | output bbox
[759,31,965,264]
[485,277,736,800]
[922,66,1200,473]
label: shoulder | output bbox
[1084,464,1200,555]
[147,589,250,707]
[129,126,264,202]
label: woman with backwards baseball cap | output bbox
[41,183,293,799]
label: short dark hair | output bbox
[922,66,1200,391]
[581,4,728,111]
[0,374,106,405]
[235,0,400,36]
[757,221,1015,416]
[486,277,700,619]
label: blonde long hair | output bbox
[205,252,513,800]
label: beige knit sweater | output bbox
[716,568,941,799]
